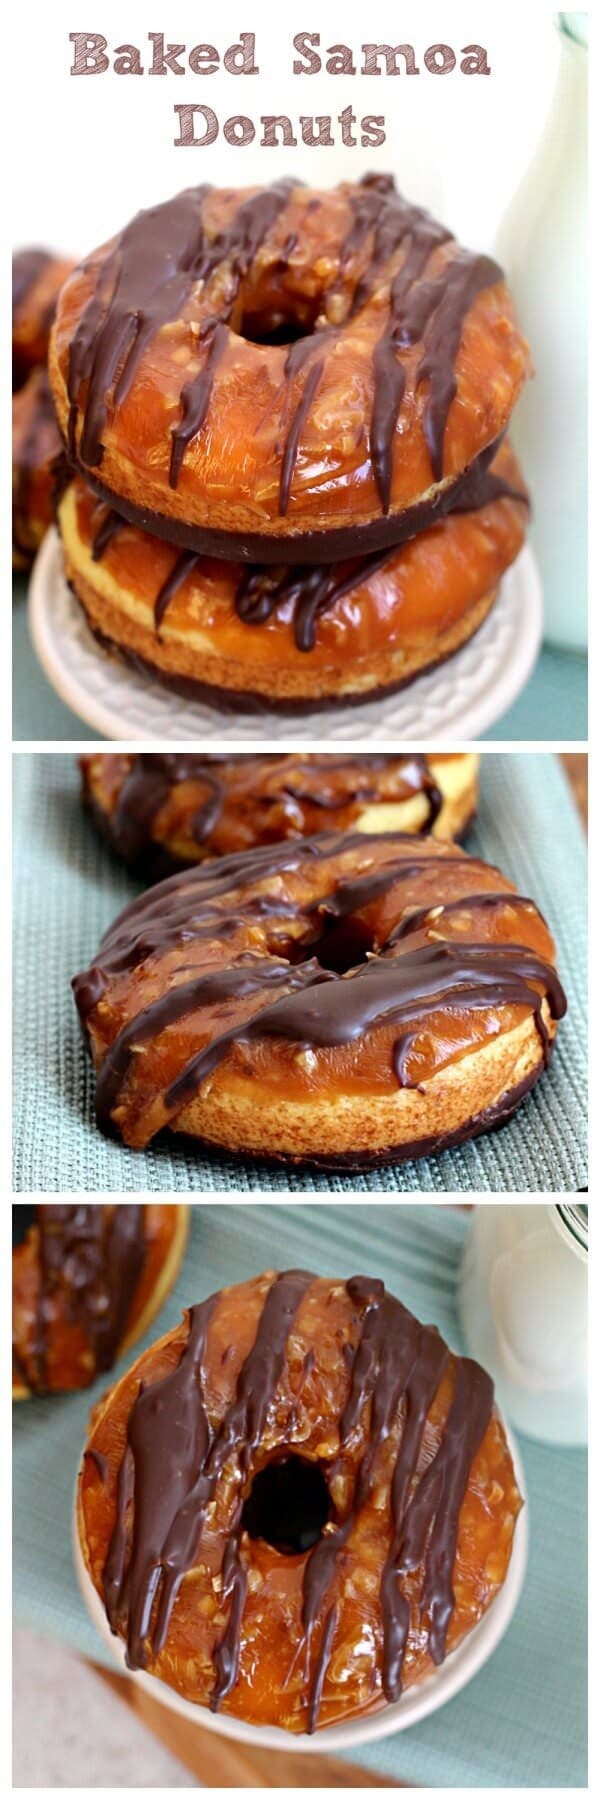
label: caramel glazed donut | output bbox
[12,1203,188,1398]
[13,247,74,391]
[12,368,63,569]
[77,1268,523,1732]
[72,830,566,1168]
[50,174,530,705]
[58,438,528,708]
[80,752,480,877]
[12,249,72,568]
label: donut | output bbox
[57,443,528,707]
[76,1268,523,1732]
[12,1203,188,1398]
[72,830,566,1167]
[13,248,74,390]
[12,368,63,569]
[79,752,479,877]
[49,175,530,560]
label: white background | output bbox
[12,1,561,257]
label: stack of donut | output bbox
[12,249,73,568]
[46,173,531,709]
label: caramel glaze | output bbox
[72,831,566,1151]
[12,367,63,563]
[55,174,526,542]
[80,752,445,873]
[12,1205,145,1394]
[88,436,527,652]
[13,248,73,390]
[80,1269,515,1732]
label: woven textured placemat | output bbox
[12,1203,587,1787]
[12,752,587,1192]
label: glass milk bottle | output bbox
[458,1204,587,1446]
[495,15,588,650]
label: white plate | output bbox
[30,530,541,744]
[73,1420,527,1755]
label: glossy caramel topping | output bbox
[90,1270,499,1728]
[72,832,566,1149]
[81,752,444,870]
[12,367,62,559]
[62,175,513,520]
[84,437,528,651]
[12,1205,145,1394]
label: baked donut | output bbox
[12,368,63,569]
[80,752,479,877]
[72,830,566,1167]
[13,248,74,390]
[12,1203,188,1398]
[57,443,528,707]
[49,175,529,560]
[77,1268,523,1732]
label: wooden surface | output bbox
[560,752,587,829]
[94,1665,402,1788]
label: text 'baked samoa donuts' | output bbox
[12,1204,188,1398]
[79,751,479,877]
[77,1268,523,1732]
[72,830,566,1168]
[49,175,529,553]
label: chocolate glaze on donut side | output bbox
[78,1269,522,1731]
[80,751,448,873]
[72,831,566,1161]
[12,1205,145,1394]
[12,368,63,566]
[51,175,529,553]
[13,248,74,390]
[86,437,528,648]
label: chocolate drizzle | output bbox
[88,435,527,651]
[12,369,61,558]
[91,1269,498,1729]
[12,248,52,317]
[65,173,508,520]
[72,831,567,1146]
[91,507,126,561]
[83,752,443,871]
[14,1205,146,1395]
[103,1271,312,1689]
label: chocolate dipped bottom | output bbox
[80,752,479,878]
[49,174,529,556]
[12,1203,188,1397]
[72,830,566,1167]
[77,1269,523,1732]
[58,442,528,707]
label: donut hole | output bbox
[312,914,375,975]
[242,1454,330,1555]
[12,1205,37,1247]
[234,294,321,348]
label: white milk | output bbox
[495,15,588,650]
[458,1204,587,1445]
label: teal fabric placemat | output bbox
[13,590,588,742]
[12,752,587,1193]
[12,1203,587,1788]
